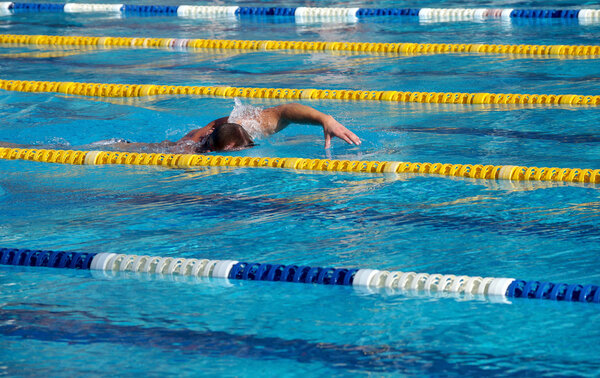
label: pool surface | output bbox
[1,1,600,376]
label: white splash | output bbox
[227,98,264,140]
[89,138,129,146]
[45,137,71,147]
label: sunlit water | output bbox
[1,1,600,376]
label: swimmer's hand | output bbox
[322,115,361,149]
[261,103,361,149]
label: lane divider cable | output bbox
[1,78,599,106]
[1,247,599,304]
[1,147,599,184]
[1,33,599,57]
[1,3,599,24]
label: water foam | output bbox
[227,98,264,140]
[89,138,129,146]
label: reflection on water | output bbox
[2,3,600,375]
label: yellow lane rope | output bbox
[2,42,593,62]
[1,147,598,184]
[1,79,599,106]
[1,33,599,57]
[0,50,88,59]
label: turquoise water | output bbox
[1,2,600,376]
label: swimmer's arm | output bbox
[262,103,361,149]
[177,116,229,143]
[0,141,31,148]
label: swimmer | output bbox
[175,102,360,153]
[0,103,361,154]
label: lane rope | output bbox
[1,3,599,24]
[1,78,599,107]
[1,147,599,184]
[1,247,599,304]
[1,33,600,58]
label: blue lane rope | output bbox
[0,247,96,269]
[1,247,599,304]
[121,4,178,14]
[506,280,600,303]
[2,3,598,21]
[9,2,65,12]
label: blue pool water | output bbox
[1,1,600,376]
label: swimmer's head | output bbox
[203,123,254,152]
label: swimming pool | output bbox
[1,1,600,375]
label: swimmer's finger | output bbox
[324,132,332,149]
[346,131,361,145]
[334,130,359,146]
[339,134,354,145]
[340,130,360,145]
